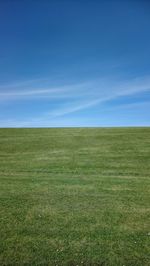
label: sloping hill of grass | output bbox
[0,128,150,265]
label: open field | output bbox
[0,128,150,266]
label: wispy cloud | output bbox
[0,80,90,100]
[1,100,150,128]
[46,75,150,117]
[0,75,150,127]
[48,98,101,117]
[1,75,150,101]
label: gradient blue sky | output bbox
[0,0,150,127]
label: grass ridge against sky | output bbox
[0,0,150,127]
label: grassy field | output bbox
[0,128,150,266]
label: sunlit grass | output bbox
[0,128,150,265]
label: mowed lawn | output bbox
[0,128,150,266]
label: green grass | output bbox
[0,128,150,266]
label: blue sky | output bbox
[0,0,150,127]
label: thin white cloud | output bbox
[1,101,150,128]
[0,81,90,100]
[0,75,150,100]
[0,78,47,90]
[48,98,102,117]
[0,75,150,127]
[47,76,150,117]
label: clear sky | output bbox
[0,0,150,127]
